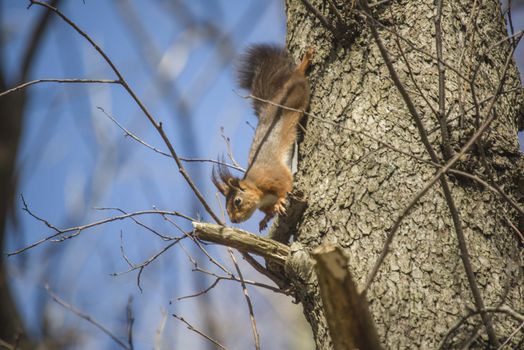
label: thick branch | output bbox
[312,245,382,350]
[192,223,290,266]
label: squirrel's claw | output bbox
[274,198,287,216]
[259,215,272,232]
[275,204,287,216]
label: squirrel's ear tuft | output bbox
[212,165,230,196]
[227,177,241,190]
[212,161,241,196]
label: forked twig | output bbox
[46,285,130,349]
[173,314,228,350]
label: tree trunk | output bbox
[278,0,524,348]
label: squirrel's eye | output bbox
[234,198,242,206]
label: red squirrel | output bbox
[213,44,314,231]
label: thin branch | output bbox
[439,306,524,349]
[393,22,439,119]
[434,0,453,160]
[299,0,337,33]
[96,207,176,241]
[177,278,220,301]
[172,314,228,350]
[111,237,184,287]
[497,320,524,350]
[506,0,516,49]
[0,79,120,98]
[10,200,192,256]
[98,107,244,172]
[220,127,244,170]
[178,245,285,299]
[177,272,284,301]
[227,249,260,350]
[242,252,289,288]
[354,7,471,82]
[360,0,440,163]
[46,285,130,350]
[503,215,524,244]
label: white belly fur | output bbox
[258,193,278,209]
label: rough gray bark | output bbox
[276,0,524,348]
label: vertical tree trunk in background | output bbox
[0,1,60,347]
[279,0,524,348]
[0,91,27,347]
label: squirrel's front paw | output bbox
[274,199,287,216]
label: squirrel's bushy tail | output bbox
[237,44,295,115]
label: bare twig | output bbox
[434,0,453,160]
[178,243,284,299]
[177,278,220,301]
[173,314,228,350]
[46,285,130,349]
[220,127,244,170]
[497,320,524,350]
[177,272,284,301]
[10,198,192,255]
[0,78,120,97]
[439,305,524,349]
[98,107,244,172]
[96,207,177,241]
[299,0,337,33]
[112,236,185,291]
[354,7,471,82]
[228,249,260,350]
[392,21,438,119]
[506,0,516,49]
[503,215,524,244]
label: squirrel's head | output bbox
[212,164,261,223]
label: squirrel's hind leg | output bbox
[295,47,315,75]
